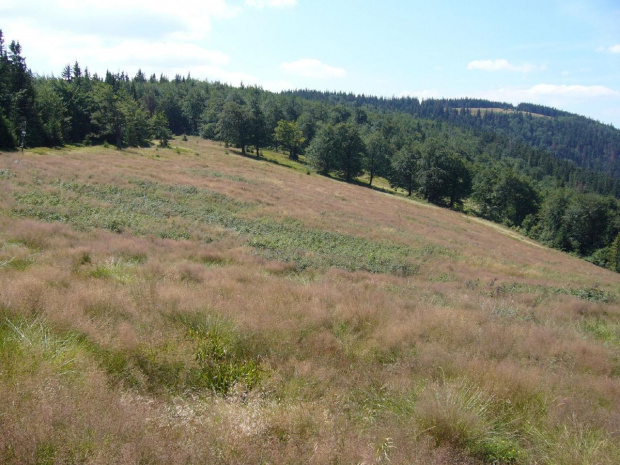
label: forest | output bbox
[1,30,619,272]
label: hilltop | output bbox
[1,138,619,464]
[2,33,620,273]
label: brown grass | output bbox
[1,138,619,464]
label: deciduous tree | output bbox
[274,120,305,160]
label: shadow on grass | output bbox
[226,147,311,170]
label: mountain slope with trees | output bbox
[1,30,619,272]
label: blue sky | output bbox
[2,0,619,126]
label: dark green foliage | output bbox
[307,123,338,175]
[288,91,620,181]
[273,119,304,160]
[218,93,251,155]
[33,79,68,146]
[417,139,472,207]
[90,84,128,149]
[151,111,171,147]
[182,84,205,134]
[262,94,285,149]
[562,194,617,256]
[527,190,619,261]
[0,112,15,149]
[0,33,38,150]
[199,86,225,139]
[473,167,538,226]
[306,122,365,181]
[297,109,319,149]
[248,89,267,157]
[390,143,420,196]
[364,131,393,187]
[334,123,365,182]
[608,233,620,272]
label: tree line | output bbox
[1,31,619,272]
[287,90,620,179]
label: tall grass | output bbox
[1,138,619,463]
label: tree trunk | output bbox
[116,128,123,150]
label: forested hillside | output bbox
[1,30,620,272]
[289,91,620,178]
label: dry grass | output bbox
[0,138,619,464]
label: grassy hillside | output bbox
[1,137,619,464]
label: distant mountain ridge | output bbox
[286,91,620,178]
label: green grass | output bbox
[3,141,620,464]
[88,257,138,284]
[466,279,617,303]
[417,378,525,463]
[83,311,268,396]
[186,167,256,184]
[11,177,454,276]
[0,313,89,381]
[580,319,620,346]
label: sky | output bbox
[2,0,620,126]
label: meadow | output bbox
[1,137,619,464]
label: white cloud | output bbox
[596,44,620,54]
[245,0,297,8]
[3,0,242,41]
[526,84,618,98]
[95,40,231,69]
[478,84,619,114]
[1,1,278,85]
[2,0,303,88]
[467,59,542,73]
[280,59,346,79]
[4,18,258,87]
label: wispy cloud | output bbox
[280,59,346,79]
[475,84,620,125]
[467,59,543,73]
[479,84,619,108]
[596,44,620,53]
[1,0,269,83]
[526,84,618,98]
[608,44,620,54]
[9,0,243,40]
[245,0,297,8]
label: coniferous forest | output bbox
[2,30,620,272]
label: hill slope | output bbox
[1,138,619,464]
[288,91,620,178]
